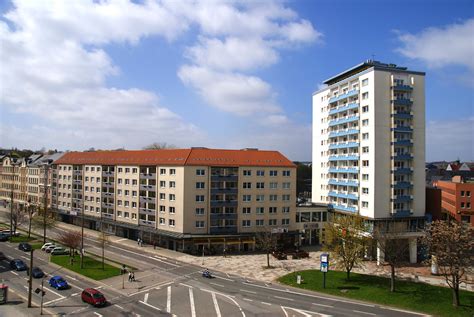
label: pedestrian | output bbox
[128,271,132,282]
[137,237,140,245]
[131,272,135,282]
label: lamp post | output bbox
[27,249,34,307]
[41,164,50,245]
[9,187,14,240]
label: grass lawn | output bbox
[30,242,43,250]
[278,270,474,317]
[9,235,37,243]
[50,254,122,280]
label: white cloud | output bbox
[396,19,474,70]
[426,118,474,162]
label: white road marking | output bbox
[93,312,102,317]
[128,281,174,296]
[313,303,334,308]
[139,300,161,311]
[379,305,430,316]
[212,292,222,317]
[180,283,193,288]
[66,274,78,281]
[275,295,294,301]
[189,286,196,317]
[281,306,289,317]
[10,271,19,276]
[96,286,103,289]
[353,310,376,316]
[240,289,257,294]
[144,293,149,304]
[213,275,234,282]
[243,298,253,302]
[115,304,125,310]
[167,285,171,313]
[210,282,224,287]
[20,255,29,261]
[115,238,128,242]
[71,292,80,296]
[261,301,271,306]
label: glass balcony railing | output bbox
[328,191,359,200]
[329,204,358,213]
[391,181,413,189]
[329,103,359,115]
[392,167,413,175]
[391,195,413,203]
[392,153,413,160]
[392,84,413,91]
[391,126,413,133]
[328,179,359,187]
[392,98,413,106]
[328,155,359,161]
[329,167,359,174]
[329,90,359,103]
[329,129,359,138]
[328,142,359,150]
[328,115,359,127]
[391,139,413,146]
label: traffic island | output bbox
[278,270,474,317]
[49,255,122,280]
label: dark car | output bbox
[19,243,32,252]
[0,234,8,241]
[49,276,68,290]
[0,251,6,261]
[28,267,44,278]
[10,259,27,271]
[81,288,107,307]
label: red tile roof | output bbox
[54,148,296,167]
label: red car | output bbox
[81,288,107,307]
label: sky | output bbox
[0,0,473,162]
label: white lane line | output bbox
[214,275,234,282]
[93,312,103,317]
[313,303,334,308]
[179,283,193,288]
[129,281,174,296]
[66,274,78,281]
[166,285,171,313]
[115,238,128,242]
[243,298,253,302]
[144,293,149,304]
[240,289,257,294]
[353,310,376,316]
[20,255,29,261]
[261,301,271,306]
[139,300,161,311]
[10,271,19,276]
[379,305,430,316]
[6,256,13,260]
[189,287,196,317]
[212,292,222,317]
[210,282,224,287]
[24,277,28,281]
[281,306,289,317]
[71,292,80,297]
[275,295,294,301]
[115,304,124,310]
[96,286,103,290]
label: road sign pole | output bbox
[40,278,44,315]
[323,271,326,289]
[28,249,33,307]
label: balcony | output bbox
[329,129,359,138]
[210,226,238,234]
[210,213,238,220]
[139,219,155,227]
[392,84,413,92]
[328,142,359,150]
[210,200,238,207]
[328,179,359,187]
[211,187,238,195]
[73,170,82,176]
[391,111,413,119]
[392,168,413,175]
[102,192,114,197]
[329,89,358,103]
[328,115,359,127]
[72,188,82,193]
[140,184,156,191]
[391,181,413,189]
[102,213,114,220]
[329,103,359,115]
[391,209,413,217]
[210,175,238,182]
[391,126,413,133]
[72,179,82,184]
[392,153,413,160]
[391,139,413,146]
[328,191,358,200]
[391,195,413,203]
[140,173,156,180]
[103,182,114,188]
[328,167,359,174]
[101,202,114,208]
[139,208,155,215]
[329,204,358,213]
[139,196,155,204]
[103,171,114,177]
[392,98,413,106]
[328,155,359,161]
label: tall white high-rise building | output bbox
[312,61,425,262]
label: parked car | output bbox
[45,245,57,253]
[28,267,45,278]
[19,243,32,252]
[50,247,68,255]
[49,276,68,290]
[81,288,107,307]
[0,234,8,242]
[0,251,6,261]
[41,242,55,251]
[10,259,27,271]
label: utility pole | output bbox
[81,202,84,268]
[9,186,14,240]
[28,249,34,307]
[42,165,48,244]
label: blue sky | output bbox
[0,0,473,161]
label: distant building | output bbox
[436,176,474,226]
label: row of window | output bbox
[242,182,291,189]
[242,170,291,177]
[460,190,471,197]
[242,194,291,202]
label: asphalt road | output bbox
[0,216,428,316]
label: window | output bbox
[169,206,175,214]
[195,208,205,215]
[269,170,278,176]
[170,169,176,175]
[125,190,130,196]
[282,206,290,213]
[196,169,205,176]
[159,218,166,225]
[243,170,251,176]
[270,182,278,189]
[460,191,465,196]
[96,177,100,182]
[132,179,137,186]
[242,220,251,227]
[269,194,277,201]
[124,212,129,218]
[169,219,175,227]
[256,207,264,214]
[461,202,465,208]
[362,119,369,126]
[196,195,205,202]
[117,200,123,206]
[196,182,205,189]
[160,181,166,188]
[125,179,130,185]
[124,201,129,207]
[362,201,369,208]
[269,219,277,226]
[196,221,205,228]
[125,168,130,173]
[282,194,290,201]
[256,194,264,201]
[169,181,176,188]
[362,133,369,140]
[362,105,369,113]
[132,168,138,173]
[242,207,251,214]
[362,160,369,167]
[169,194,175,201]
[282,182,290,189]
[461,215,470,223]
[243,182,252,189]
[283,170,291,177]
[256,170,265,176]
[281,218,290,225]
[160,193,165,200]
[362,78,368,86]
[362,174,369,181]
[269,207,277,213]
[159,205,165,213]
[256,182,265,189]
[362,146,369,153]
[256,219,264,226]
[467,191,471,197]
[160,169,166,175]
[243,195,251,202]
[362,92,369,100]
[132,202,137,208]
[362,187,369,194]
[118,168,123,173]
[467,202,471,208]
[118,179,123,184]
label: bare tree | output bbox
[57,230,81,258]
[324,213,370,280]
[8,204,25,233]
[373,228,410,292]
[143,142,176,150]
[26,201,37,238]
[97,230,109,270]
[256,228,278,269]
[31,213,55,231]
[423,220,473,306]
